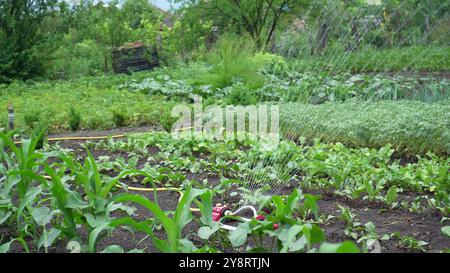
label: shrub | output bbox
[112,108,128,128]
[23,109,43,129]
[254,52,287,75]
[68,107,81,131]
[49,38,106,79]
[223,82,258,106]
[160,108,179,132]
[201,35,264,89]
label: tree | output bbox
[46,0,165,77]
[381,0,449,46]
[0,0,58,83]
[174,0,302,49]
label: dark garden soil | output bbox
[4,130,450,253]
[301,189,449,253]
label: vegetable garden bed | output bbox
[1,129,448,253]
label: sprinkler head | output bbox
[212,206,230,222]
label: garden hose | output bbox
[47,135,125,141]
[174,126,194,132]
[13,134,126,144]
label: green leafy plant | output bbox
[112,107,128,128]
[68,107,81,131]
[392,232,429,252]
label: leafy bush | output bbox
[255,52,288,75]
[160,108,179,132]
[49,39,107,79]
[222,82,259,106]
[23,110,42,129]
[68,108,81,131]
[112,107,128,128]
[0,1,55,83]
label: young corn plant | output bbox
[110,184,212,253]
[15,150,139,252]
[0,130,46,196]
[0,130,47,240]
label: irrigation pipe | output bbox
[42,175,200,213]
[13,134,126,144]
[13,126,196,144]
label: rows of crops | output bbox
[0,127,449,253]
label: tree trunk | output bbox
[346,20,359,52]
[424,15,431,44]
[317,22,329,55]
[104,57,108,73]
